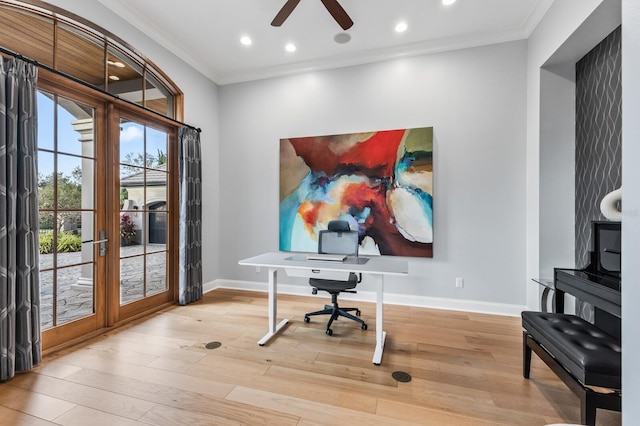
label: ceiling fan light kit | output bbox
[272,0,354,30]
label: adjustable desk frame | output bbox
[238,252,409,365]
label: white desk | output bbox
[238,252,409,365]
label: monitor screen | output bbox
[318,230,359,256]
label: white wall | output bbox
[621,0,640,421]
[538,68,576,279]
[43,0,222,284]
[218,41,528,313]
[525,0,612,311]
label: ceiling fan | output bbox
[271,0,354,30]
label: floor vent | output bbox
[391,371,412,383]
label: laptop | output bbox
[306,229,359,262]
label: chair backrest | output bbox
[327,220,350,232]
[318,220,359,256]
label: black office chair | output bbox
[303,220,368,335]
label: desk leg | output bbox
[258,267,289,346]
[373,274,386,365]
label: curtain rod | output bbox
[0,46,201,133]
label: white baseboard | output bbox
[204,279,526,317]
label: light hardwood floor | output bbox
[1,288,622,425]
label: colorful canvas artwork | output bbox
[279,127,433,257]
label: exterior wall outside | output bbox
[121,186,166,235]
[124,187,166,208]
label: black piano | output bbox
[554,220,621,340]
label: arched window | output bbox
[0,0,181,117]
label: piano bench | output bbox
[521,311,621,426]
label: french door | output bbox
[38,75,177,351]
[37,82,108,349]
[110,108,176,323]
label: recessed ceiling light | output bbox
[240,36,252,46]
[442,0,456,5]
[395,22,408,33]
[107,60,125,68]
[285,43,296,52]
[109,75,120,81]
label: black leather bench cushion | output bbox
[522,311,621,389]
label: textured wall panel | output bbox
[574,26,621,320]
[575,26,622,266]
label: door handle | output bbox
[97,230,107,256]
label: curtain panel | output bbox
[0,57,41,382]
[178,126,203,305]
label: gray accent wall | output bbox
[575,26,622,267]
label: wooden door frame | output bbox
[38,70,180,351]
[38,73,109,351]
[107,105,179,327]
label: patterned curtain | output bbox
[0,57,41,382]
[178,126,202,305]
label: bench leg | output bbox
[581,391,597,426]
[523,331,532,378]
[524,330,622,426]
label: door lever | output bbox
[96,230,108,256]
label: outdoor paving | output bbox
[39,244,167,329]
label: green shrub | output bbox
[57,232,82,253]
[39,231,53,254]
[39,231,82,254]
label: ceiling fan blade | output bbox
[271,0,301,27]
[320,0,353,30]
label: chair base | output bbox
[304,294,367,335]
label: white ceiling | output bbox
[97,0,555,85]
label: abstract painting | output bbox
[279,127,433,257]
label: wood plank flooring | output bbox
[0,288,622,425]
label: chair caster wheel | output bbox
[326,328,333,336]
[304,316,310,323]
[361,323,368,330]
[356,310,361,316]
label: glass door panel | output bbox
[37,90,103,340]
[36,74,176,349]
[118,118,171,310]
[146,251,167,296]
